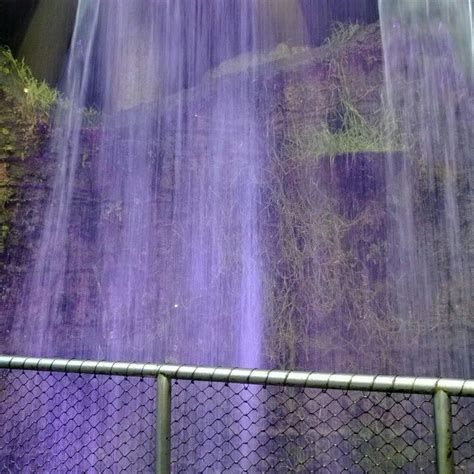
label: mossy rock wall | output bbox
[0,90,52,345]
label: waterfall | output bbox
[6,0,311,369]
[4,0,471,379]
[11,0,100,355]
[379,0,473,376]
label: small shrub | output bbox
[0,47,58,122]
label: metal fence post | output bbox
[156,374,171,474]
[433,389,454,474]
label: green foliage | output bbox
[324,22,362,51]
[263,24,402,370]
[0,48,58,259]
[263,153,396,370]
[0,47,101,160]
[0,46,58,122]
[285,111,391,160]
[285,23,402,160]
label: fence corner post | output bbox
[156,373,171,474]
[433,389,454,474]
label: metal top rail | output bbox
[1,355,473,396]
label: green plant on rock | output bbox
[263,168,398,370]
[285,110,391,161]
[0,47,58,123]
[324,22,362,52]
[263,24,403,371]
[285,23,403,161]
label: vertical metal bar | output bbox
[156,374,171,474]
[433,389,454,474]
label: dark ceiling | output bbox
[0,0,379,86]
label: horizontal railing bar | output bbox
[1,355,473,396]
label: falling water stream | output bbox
[9,0,288,367]
[380,0,473,377]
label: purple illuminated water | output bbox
[10,1,100,356]
[379,0,473,377]
[9,0,283,367]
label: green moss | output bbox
[283,23,402,160]
[0,48,59,262]
[263,24,403,369]
[286,119,386,159]
[285,103,403,160]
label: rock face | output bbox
[0,22,472,376]
[263,152,391,371]
[0,87,51,348]
[255,24,395,372]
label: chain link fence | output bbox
[0,356,473,473]
[171,381,436,472]
[0,370,156,472]
[452,397,474,471]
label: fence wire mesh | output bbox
[0,364,473,473]
[171,380,436,473]
[0,370,156,473]
[452,397,474,471]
